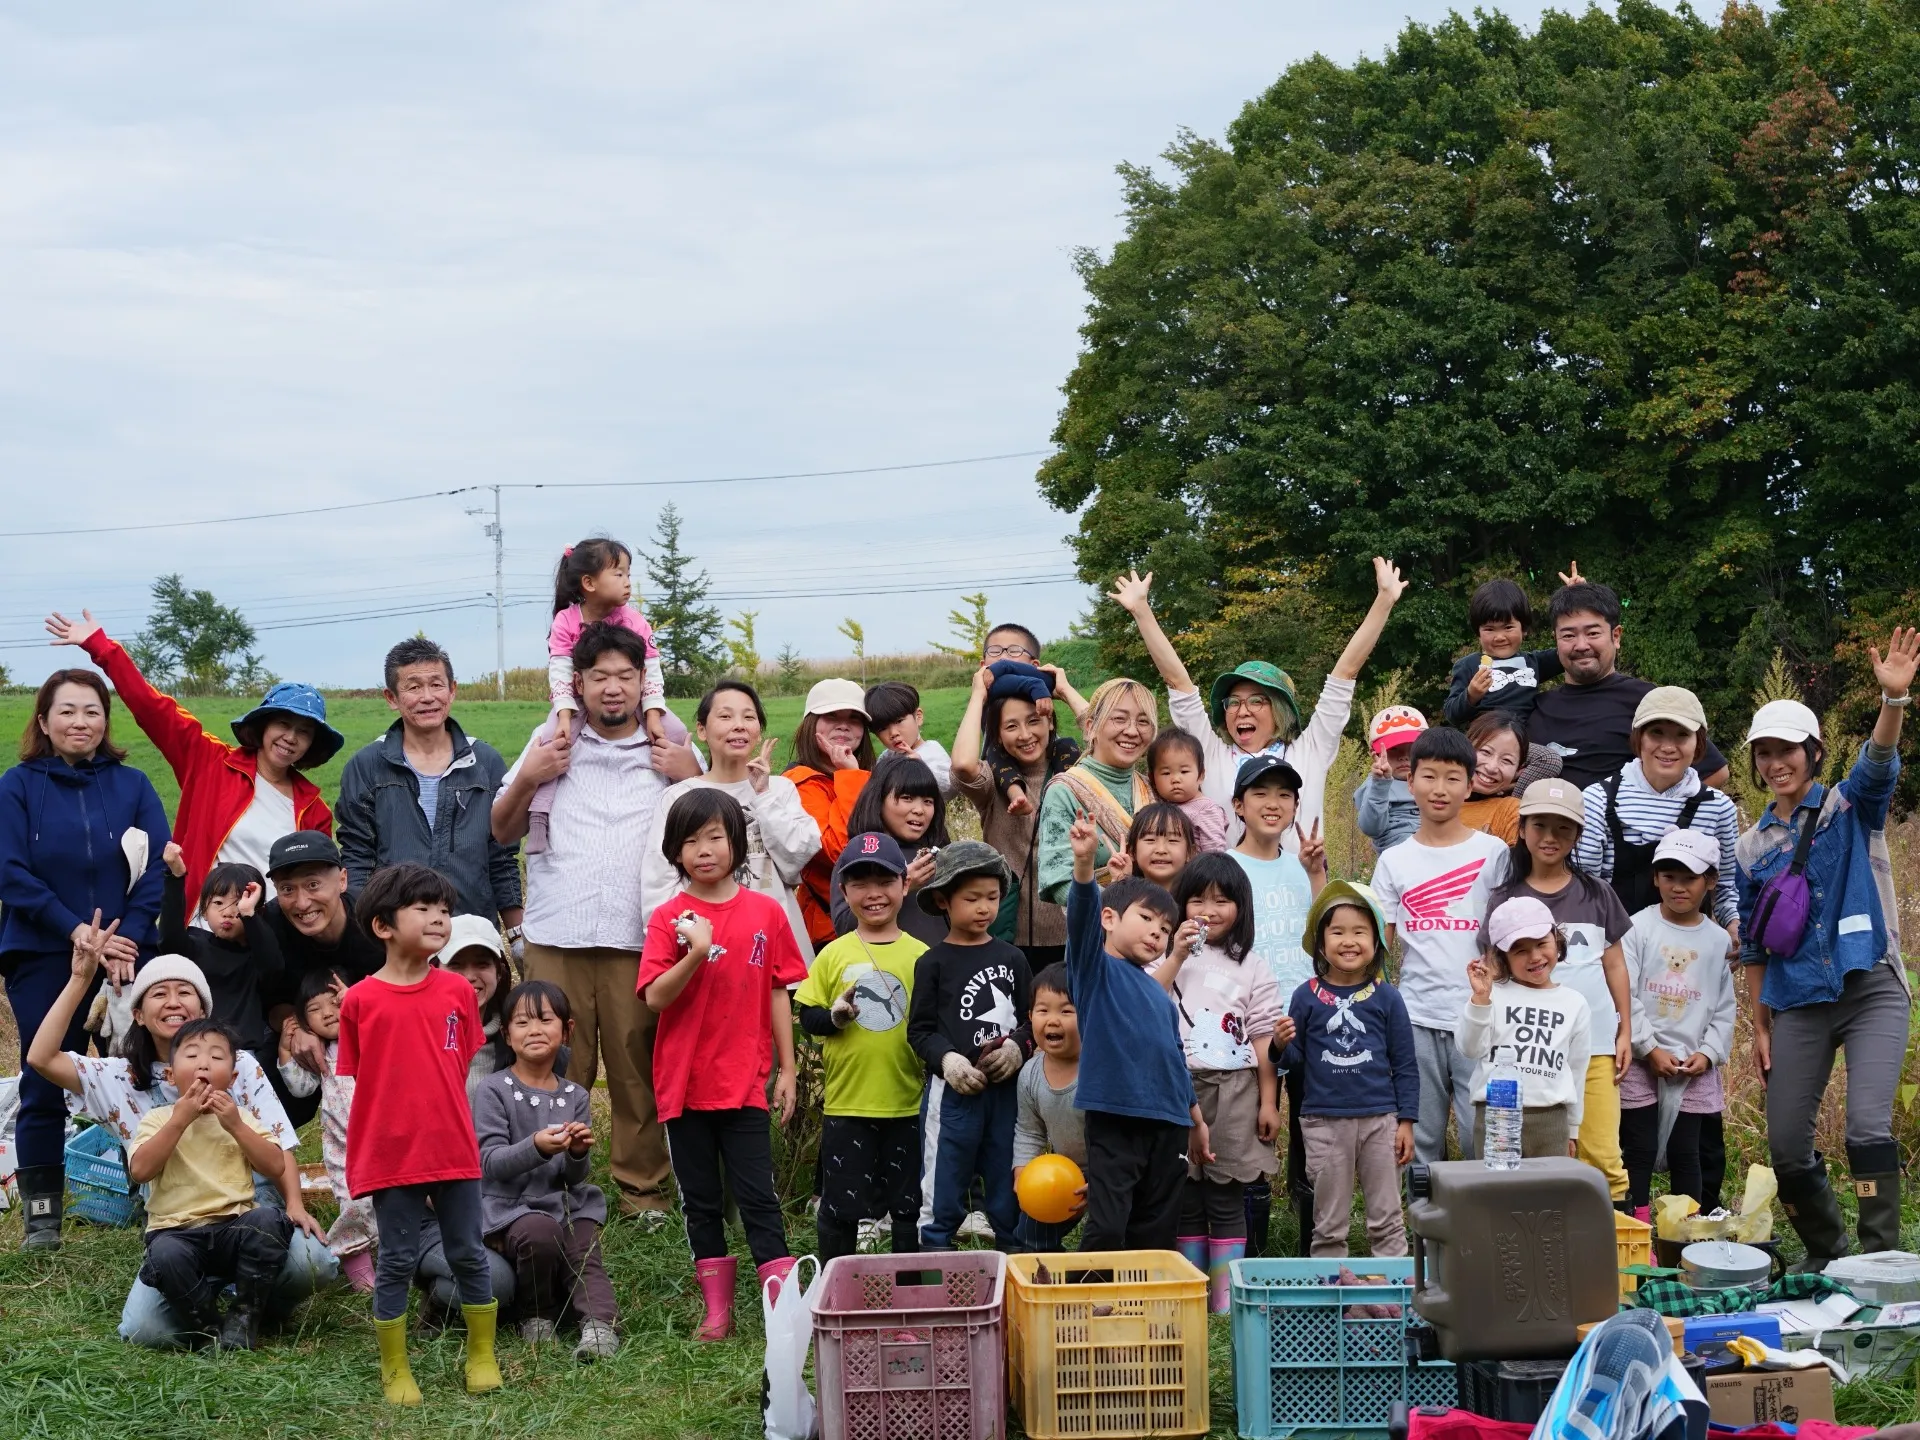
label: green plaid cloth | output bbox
[1629,1271,1848,1317]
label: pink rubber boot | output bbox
[694,1257,737,1341]
[758,1256,798,1303]
[342,1249,376,1294]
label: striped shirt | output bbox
[507,721,669,951]
[1574,760,1740,926]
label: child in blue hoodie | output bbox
[1065,813,1207,1252]
[1354,707,1426,854]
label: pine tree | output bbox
[642,503,726,690]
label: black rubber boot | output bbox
[1849,1142,1903,1255]
[1777,1160,1850,1271]
[217,1301,263,1352]
[16,1165,64,1253]
[1243,1180,1273,1259]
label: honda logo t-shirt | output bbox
[1369,830,1511,1030]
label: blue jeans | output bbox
[1012,1214,1081,1252]
[120,1215,339,1346]
[4,950,102,1168]
[918,1077,1019,1249]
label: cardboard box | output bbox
[1705,1368,1835,1426]
[1579,1315,1685,1355]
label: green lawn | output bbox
[0,687,980,819]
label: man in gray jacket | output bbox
[336,637,524,938]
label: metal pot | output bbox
[1681,1241,1773,1291]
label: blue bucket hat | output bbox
[230,683,344,769]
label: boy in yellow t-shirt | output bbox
[794,832,927,1263]
[127,1019,294,1350]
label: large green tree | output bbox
[1043,0,1920,739]
[128,574,270,695]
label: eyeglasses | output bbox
[1223,694,1273,713]
[984,644,1035,659]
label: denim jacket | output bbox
[1735,742,1906,1011]
[335,718,520,919]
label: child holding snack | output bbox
[1459,897,1592,1159]
[1278,881,1418,1257]
[1354,706,1426,854]
[640,790,807,1339]
[1012,963,1085,1251]
[473,980,619,1361]
[907,841,1032,1249]
[1154,854,1284,1310]
[794,833,929,1264]
[1066,812,1208,1251]
[1147,728,1230,853]
[1621,829,1735,1219]
[1442,578,1565,726]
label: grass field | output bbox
[5,683,1920,1436]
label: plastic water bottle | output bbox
[1483,1050,1524,1171]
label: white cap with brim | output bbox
[1747,699,1821,746]
[804,678,869,719]
[128,956,214,1016]
[1487,896,1557,952]
[1652,828,1720,876]
[436,914,505,965]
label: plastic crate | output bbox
[63,1124,139,1227]
[1231,1257,1440,1438]
[812,1250,1005,1440]
[1615,1212,1653,1296]
[1005,1250,1209,1439]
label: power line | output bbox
[0,450,1050,539]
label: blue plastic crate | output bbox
[63,1124,140,1228]
[1229,1258,1432,1439]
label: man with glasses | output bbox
[260,830,387,1124]
[335,636,523,938]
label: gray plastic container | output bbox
[1409,1157,1620,1361]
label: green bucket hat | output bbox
[1300,879,1388,958]
[916,840,1014,914]
[1208,660,1302,734]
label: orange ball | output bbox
[1016,1153,1086,1225]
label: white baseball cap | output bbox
[435,914,505,965]
[1652,828,1720,876]
[804,678,870,719]
[1746,698,1821,746]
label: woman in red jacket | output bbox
[781,679,873,948]
[45,609,343,909]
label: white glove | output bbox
[941,1052,987,1095]
[829,987,859,1029]
[979,1040,1023,1083]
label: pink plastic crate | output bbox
[813,1250,1007,1440]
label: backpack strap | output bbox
[1604,771,1628,859]
[1676,786,1711,830]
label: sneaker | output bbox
[574,1319,619,1362]
[957,1211,994,1241]
[520,1317,558,1344]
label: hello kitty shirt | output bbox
[1621,905,1735,1113]
[1153,943,1284,1072]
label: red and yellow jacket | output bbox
[82,631,331,909]
[783,765,869,947]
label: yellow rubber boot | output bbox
[373,1314,422,1406]
[462,1300,504,1394]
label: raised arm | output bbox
[1329,558,1409,682]
[1107,570,1195,694]
[48,611,217,781]
[26,919,118,1096]
[951,666,992,787]
[1870,628,1918,753]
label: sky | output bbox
[0,0,1555,689]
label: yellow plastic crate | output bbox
[1005,1250,1209,1439]
[1616,1211,1653,1295]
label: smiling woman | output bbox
[44,607,343,915]
[1033,677,1157,906]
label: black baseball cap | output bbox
[833,831,909,882]
[1233,754,1304,801]
[267,830,343,876]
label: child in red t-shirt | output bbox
[336,863,497,1406]
[640,789,807,1342]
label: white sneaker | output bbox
[520,1317,558,1344]
[857,1218,887,1252]
[574,1319,619,1362]
[958,1211,994,1241]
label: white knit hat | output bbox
[128,955,213,1016]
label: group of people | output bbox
[0,533,1911,1407]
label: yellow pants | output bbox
[1577,1054,1626,1200]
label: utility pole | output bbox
[468,486,506,699]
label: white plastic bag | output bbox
[0,1075,19,1210]
[763,1254,820,1440]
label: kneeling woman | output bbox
[26,928,335,1345]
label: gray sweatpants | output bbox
[1766,959,1911,1177]
[1412,1024,1477,1165]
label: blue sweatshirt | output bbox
[1279,975,1421,1121]
[1353,775,1418,853]
[0,754,170,958]
[1066,878,1195,1127]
